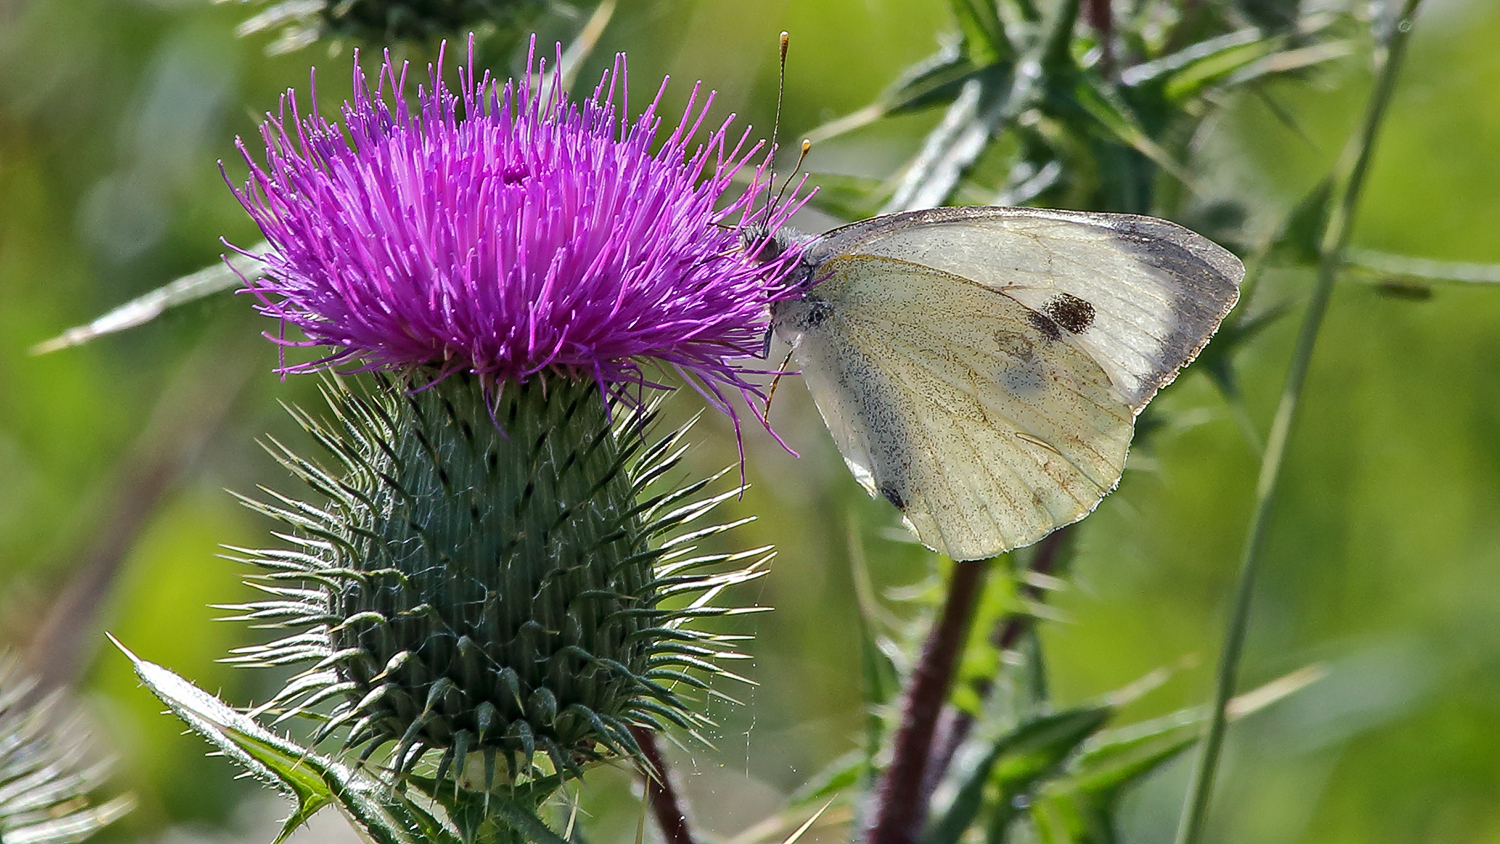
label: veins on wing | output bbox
[849,326,1114,494]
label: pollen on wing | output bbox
[226,36,810,422]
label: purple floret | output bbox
[227,38,806,424]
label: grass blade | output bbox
[1173,3,1427,843]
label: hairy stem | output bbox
[633,726,694,844]
[864,558,992,844]
[1173,4,1425,842]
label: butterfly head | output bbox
[740,223,807,264]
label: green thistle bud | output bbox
[225,0,551,53]
[224,374,764,789]
[318,0,547,43]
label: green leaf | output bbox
[1195,300,1293,451]
[1028,790,1113,844]
[884,68,1018,213]
[804,45,979,144]
[1345,249,1500,286]
[1120,28,1267,90]
[1161,38,1281,102]
[409,770,569,844]
[114,637,331,820]
[921,706,1111,844]
[949,0,1011,65]
[1037,666,1324,844]
[115,637,469,844]
[1069,717,1202,799]
[1046,75,1196,189]
[884,48,987,115]
[1215,39,1355,94]
[788,749,866,807]
[1273,176,1336,266]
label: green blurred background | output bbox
[3,0,1500,842]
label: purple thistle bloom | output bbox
[228,39,805,422]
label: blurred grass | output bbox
[4,1,1500,842]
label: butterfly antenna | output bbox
[771,138,811,213]
[764,347,795,416]
[761,31,791,221]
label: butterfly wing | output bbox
[773,208,1243,560]
[774,255,1135,560]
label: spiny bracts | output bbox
[223,374,767,787]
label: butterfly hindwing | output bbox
[774,255,1135,561]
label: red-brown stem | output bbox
[632,726,694,844]
[862,558,992,844]
[1084,0,1114,74]
[920,529,1072,800]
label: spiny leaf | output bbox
[805,44,978,144]
[1047,74,1197,190]
[884,68,1019,213]
[922,706,1111,844]
[115,638,468,844]
[950,0,1011,65]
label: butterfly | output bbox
[753,206,1244,562]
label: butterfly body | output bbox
[761,206,1244,562]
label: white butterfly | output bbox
[757,206,1244,562]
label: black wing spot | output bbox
[1044,293,1095,334]
[879,483,906,511]
[1027,309,1062,341]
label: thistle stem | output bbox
[920,530,1070,799]
[633,726,695,844]
[863,558,992,844]
[1173,4,1424,842]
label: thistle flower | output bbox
[216,41,797,798]
[229,41,804,422]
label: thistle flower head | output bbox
[229,39,805,423]
[220,37,789,803]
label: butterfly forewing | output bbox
[774,255,1135,561]
[798,207,1244,412]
